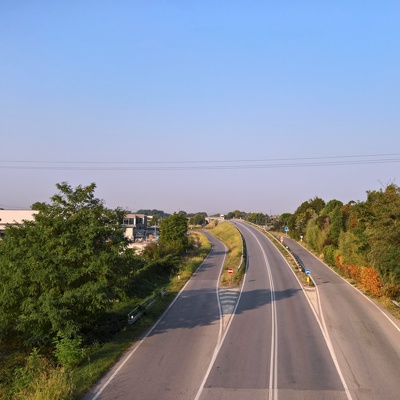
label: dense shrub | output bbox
[323,245,337,266]
[359,267,382,297]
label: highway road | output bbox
[282,236,400,400]
[85,223,400,400]
[196,221,347,400]
[84,232,227,400]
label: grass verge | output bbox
[206,221,245,286]
[266,228,400,320]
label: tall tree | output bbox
[190,213,206,226]
[0,182,137,345]
[246,212,266,225]
[158,212,189,255]
[327,203,344,246]
[363,185,400,286]
[290,197,325,239]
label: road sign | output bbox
[284,226,289,232]
[228,268,233,274]
[305,269,311,275]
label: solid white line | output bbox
[314,280,353,400]
[262,231,353,400]
[236,223,278,400]
[215,241,227,344]
[90,238,226,400]
[193,235,248,400]
[297,241,400,334]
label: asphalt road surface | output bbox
[283,236,400,400]
[84,232,227,400]
[85,223,400,400]
[197,221,347,400]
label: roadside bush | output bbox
[13,348,74,400]
[323,245,337,267]
[80,311,127,344]
[54,335,85,368]
[382,282,400,300]
[359,267,382,297]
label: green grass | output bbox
[206,221,245,286]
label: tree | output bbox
[158,212,189,255]
[225,210,247,220]
[327,205,344,246]
[0,182,137,346]
[190,213,206,226]
[290,197,325,239]
[149,215,159,227]
[246,212,266,225]
[136,209,170,219]
[363,185,400,288]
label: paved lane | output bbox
[284,237,400,400]
[197,222,347,400]
[84,232,226,400]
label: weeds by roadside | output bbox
[206,221,245,286]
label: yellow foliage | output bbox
[359,267,382,297]
[336,255,382,296]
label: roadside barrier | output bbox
[128,288,167,324]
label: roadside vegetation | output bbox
[0,183,211,400]
[278,185,400,307]
[206,221,245,286]
[229,184,400,319]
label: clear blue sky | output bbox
[1,1,399,215]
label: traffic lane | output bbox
[259,238,343,398]
[284,237,400,400]
[199,222,274,399]
[200,223,346,400]
[85,233,226,400]
[253,227,346,398]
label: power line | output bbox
[1,153,400,164]
[0,153,399,171]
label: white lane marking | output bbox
[194,238,248,400]
[262,230,353,400]
[236,222,278,400]
[215,241,227,342]
[314,280,353,400]
[296,240,400,334]
[90,237,227,400]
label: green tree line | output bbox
[225,210,269,225]
[0,183,192,352]
[280,184,400,300]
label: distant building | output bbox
[0,210,151,242]
[122,213,148,239]
[0,210,38,237]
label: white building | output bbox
[121,213,148,239]
[0,210,38,237]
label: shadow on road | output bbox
[147,286,301,337]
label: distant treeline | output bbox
[222,186,400,300]
[135,210,215,227]
[276,184,400,300]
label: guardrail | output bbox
[285,245,307,272]
[263,230,312,280]
[128,288,167,324]
[391,300,400,308]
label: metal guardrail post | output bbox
[127,288,167,325]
